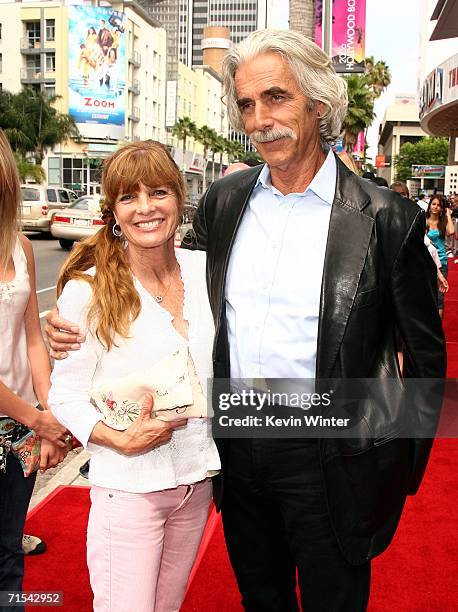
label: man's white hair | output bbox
[221,29,348,145]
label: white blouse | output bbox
[0,238,37,417]
[48,249,220,493]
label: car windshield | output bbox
[70,197,98,211]
[58,190,71,203]
[21,188,40,201]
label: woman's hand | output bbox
[39,440,68,472]
[438,270,449,294]
[32,409,68,447]
[116,394,187,456]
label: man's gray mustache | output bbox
[250,129,297,143]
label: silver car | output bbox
[50,196,103,250]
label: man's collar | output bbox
[255,148,336,205]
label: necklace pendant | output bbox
[155,295,163,303]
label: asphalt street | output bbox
[27,232,70,317]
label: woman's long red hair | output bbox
[57,141,186,350]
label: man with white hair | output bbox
[189,29,445,611]
[46,29,445,611]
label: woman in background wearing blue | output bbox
[426,194,455,318]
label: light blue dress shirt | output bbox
[225,149,337,379]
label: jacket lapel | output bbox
[316,157,374,378]
[209,167,262,327]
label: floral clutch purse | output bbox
[91,347,208,429]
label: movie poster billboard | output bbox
[68,5,126,139]
[331,0,366,73]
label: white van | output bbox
[20,186,77,234]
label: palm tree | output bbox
[224,138,245,163]
[206,129,222,183]
[0,88,79,164]
[14,153,46,183]
[341,74,375,153]
[212,135,227,180]
[171,117,197,172]
[195,125,218,192]
[289,0,315,41]
[364,56,391,99]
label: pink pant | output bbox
[87,479,212,612]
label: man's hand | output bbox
[116,394,187,456]
[45,307,86,360]
[39,439,68,472]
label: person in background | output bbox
[223,162,250,176]
[417,193,428,211]
[426,194,455,317]
[390,181,410,199]
[47,141,220,612]
[389,182,448,296]
[0,129,68,612]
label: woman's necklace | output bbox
[154,263,178,303]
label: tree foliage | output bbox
[0,88,79,164]
[394,138,449,182]
[14,152,46,183]
[171,116,197,164]
[342,74,376,152]
[342,57,391,156]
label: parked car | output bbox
[20,186,78,234]
[50,195,103,250]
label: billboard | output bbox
[332,0,366,73]
[68,5,126,140]
[315,0,323,48]
[315,0,366,73]
[411,165,446,179]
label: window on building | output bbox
[0,24,2,40]
[45,19,55,42]
[63,158,86,190]
[0,54,2,74]
[25,21,40,47]
[43,82,55,97]
[26,55,40,78]
[45,53,55,73]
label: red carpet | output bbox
[24,486,92,612]
[23,264,457,611]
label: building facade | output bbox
[147,0,267,69]
[418,0,458,195]
[0,0,167,193]
[377,95,428,186]
[165,60,228,193]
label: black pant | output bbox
[0,453,36,612]
[221,438,370,612]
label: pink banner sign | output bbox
[315,0,323,48]
[332,0,366,73]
